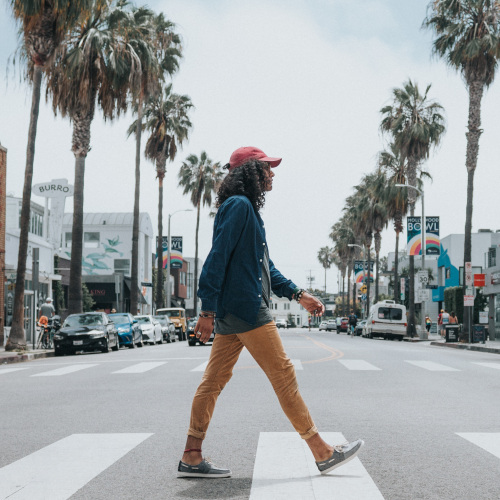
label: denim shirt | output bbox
[198,195,297,326]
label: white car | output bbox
[363,300,407,341]
[135,315,162,345]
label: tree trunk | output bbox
[374,231,381,303]
[461,80,484,342]
[352,267,357,316]
[130,98,143,315]
[366,235,372,313]
[347,267,351,314]
[324,266,327,293]
[194,200,201,316]
[341,270,345,315]
[156,175,164,309]
[407,156,418,338]
[394,231,400,303]
[6,65,43,351]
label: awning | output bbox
[124,277,148,305]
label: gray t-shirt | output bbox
[40,303,55,317]
[215,247,273,335]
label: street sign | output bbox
[426,285,438,289]
[479,311,488,324]
[465,262,472,272]
[474,274,485,287]
[141,282,153,287]
[361,294,367,301]
[465,273,473,286]
[464,295,474,306]
[417,271,429,286]
[360,285,367,294]
[416,289,430,303]
[465,286,474,296]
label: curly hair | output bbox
[215,159,269,212]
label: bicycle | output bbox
[36,324,53,349]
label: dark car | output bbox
[154,316,176,343]
[108,313,143,348]
[188,319,215,346]
[53,312,119,356]
[355,320,366,336]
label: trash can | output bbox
[445,325,460,343]
[472,325,486,344]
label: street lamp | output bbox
[348,243,367,319]
[395,183,427,340]
[165,209,193,309]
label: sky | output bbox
[1,0,500,293]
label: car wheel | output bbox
[101,337,110,353]
[188,340,196,346]
[111,334,119,351]
[128,335,136,349]
[166,336,171,344]
[54,346,65,357]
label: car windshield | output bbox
[154,317,168,325]
[110,314,129,324]
[63,314,103,328]
[136,317,151,324]
[378,308,403,321]
[158,310,180,318]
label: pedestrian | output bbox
[425,315,432,333]
[449,311,458,324]
[438,309,444,337]
[111,308,116,314]
[308,315,312,332]
[441,309,450,337]
[178,147,364,479]
[348,309,357,337]
[39,297,55,320]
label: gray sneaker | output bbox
[315,439,364,475]
[177,457,232,478]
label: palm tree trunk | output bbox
[6,65,43,351]
[366,237,372,313]
[342,271,345,316]
[461,80,484,342]
[394,231,400,302]
[324,267,327,293]
[193,200,201,316]
[347,268,351,314]
[156,175,164,309]
[374,231,381,303]
[130,97,143,315]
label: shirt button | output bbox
[259,278,262,281]
[260,259,263,262]
[263,243,265,246]
[258,295,261,297]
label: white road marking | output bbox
[457,433,500,459]
[0,367,29,375]
[31,364,98,377]
[0,433,152,500]
[191,360,209,372]
[339,360,381,371]
[250,432,384,500]
[112,362,167,374]
[472,362,500,370]
[405,361,460,372]
[290,359,303,370]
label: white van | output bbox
[363,300,407,340]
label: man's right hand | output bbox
[194,316,214,344]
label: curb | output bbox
[430,342,500,355]
[0,351,55,365]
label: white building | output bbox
[183,257,203,316]
[269,293,309,327]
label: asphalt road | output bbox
[1,328,500,500]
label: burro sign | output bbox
[32,178,74,250]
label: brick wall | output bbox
[0,145,6,345]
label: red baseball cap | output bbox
[228,147,282,171]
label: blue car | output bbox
[108,313,143,348]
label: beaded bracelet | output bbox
[294,289,306,303]
[199,311,216,318]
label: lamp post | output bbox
[395,183,426,340]
[165,209,193,309]
[348,243,367,319]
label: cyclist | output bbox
[348,310,357,337]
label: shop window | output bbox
[180,272,187,286]
[65,232,72,248]
[114,259,130,274]
[84,232,100,248]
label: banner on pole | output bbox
[425,217,440,255]
[155,236,183,269]
[354,260,374,283]
[407,217,422,256]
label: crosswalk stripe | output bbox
[405,361,459,372]
[31,364,98,377]
[472,362,500,370]
[339,360,381,371]
[0,433,152,500]
[112,362,167,374]
[290,359,303,370]
[0,367,29,375]
[250,432,384,500]
[457,433,500,459]
[191,361,209,372]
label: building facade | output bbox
[0,145,6,345]
[183,257,203,317]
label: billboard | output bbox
[425,217,440,255]
[354,260,374,283]
[407,216,421,256]
[156,236,183,269]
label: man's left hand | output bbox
[299,292,325,316]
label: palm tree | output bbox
[46,0,143,314]
[380,80,445,335]
[330,220,352,315]
[142,84,193,309]
[424,0,500,339]
[178,152,224,316]
[6,0,91,350]
[127,11,182,314]
[317,246,334,293]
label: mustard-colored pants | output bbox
[188,321,318,440]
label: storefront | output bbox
[483,267,500,341]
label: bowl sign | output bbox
[32,179,74,197]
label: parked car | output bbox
[319,321,335,332]
[363,300,407,340]
[355,320,366,336]
[156,308,187,340]
[135,315,163,345]
[53,312,119,356]
[108,313,143,348]
[327,319,337,330]
[187,319,196,337]
[154,315,176,343]
[338,317,349,333]
[276,319,290,329]
[188,319,215,346]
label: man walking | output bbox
[39,297,55,320]
[177,147,364,479]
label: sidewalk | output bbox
[0,347,54,365]
[404,334,442,342]
[430,339,500,355]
